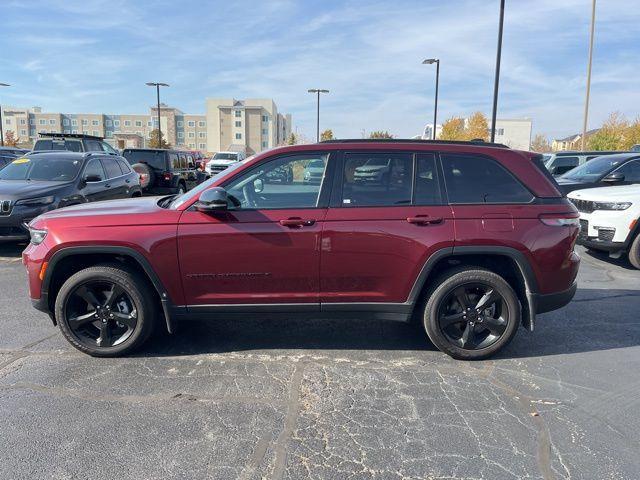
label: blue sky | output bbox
[1,0,639,141]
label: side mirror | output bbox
[603,172,625,183]
[253,178,264,193]
[195,187,228,212]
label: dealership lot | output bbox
[0,243,639,479]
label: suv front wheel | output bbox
[423,268,520,360]
[55,265,157,357]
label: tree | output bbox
[286,132,298,145]
[369,130,394,139]
[624,117,640,150]
[439,117,466,140]
[463,112,489,141]
[587,112,628,151]
[3,130,19,147]
[147,129,171,149]
[320,129,334,141]
[531,134,551,152]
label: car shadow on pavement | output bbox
[138,288,640,359]
[0,242,26,259]
[581,248,636,270]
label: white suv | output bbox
[568,185,640,268]
[205,151,246,176]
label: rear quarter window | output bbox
[441,153,534,204]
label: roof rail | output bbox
[38,132,104,140]
[320,138,509,148]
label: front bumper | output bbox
[0,207,44,241]
[576,236,626,253]
[533,281,578,315]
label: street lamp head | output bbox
[308,89,329,94]
[422,58,438,65]
[146,82,170,87]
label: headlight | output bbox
[15,196,56,207]
[29,228,47,245]
[594,202,632,211]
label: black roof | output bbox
[37,132,104,141]
[320,139,509,148]
[551,150,628,156]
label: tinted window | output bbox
[0,156,82,181]
[170,153,180,169]
[442,153,533,203]
[179,154,188,169]
[213,153,238,160]
[341,152,412,207]
[102,158,123,179]
[123,150,167,170]
[33,139,82,152]
[613,160,640,182]
[186,154,195,168]
[414,154,442,205]
[562,156,626,181]
[101,142,118,154]
[117,159,131,174]
[85,140,104,152]
[556,156,579,167]
[225,154,328,209]
[83,158,105,180]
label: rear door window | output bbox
[613,160,640,182]
[101,158,123,179]
[170,153,180,170]
[83,158,106,181]
[341,152,413,207]
[414,153,442,205]
[117,159,131,174]
[441,153,533,204]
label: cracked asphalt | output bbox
[0,243,639,479]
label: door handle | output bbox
[104,184,111,188]
[279,218,316,228]
[407,216,443,225]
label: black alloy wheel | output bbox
[65,281,138,348]
[437,283,509,350]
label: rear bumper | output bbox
[533,281,578,314]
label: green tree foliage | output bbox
[368,130,394,139]
[148,129,171,149]
[320,129,334,141]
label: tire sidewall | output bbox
[628,233,640,269]
[423,269,521,360]
[55,266,154,357]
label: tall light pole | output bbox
[422,59,440,140]
[0,83,10,146]
[146,82,169,147]
[308,88,329,142]
[490,0,505,143]
[581,0,596,151]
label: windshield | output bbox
[213,153,238,160]
[33,139,83,152]
[0,156,82,181]
[123,150,167,170]
[561,156,624,181]
[168,161,247,209]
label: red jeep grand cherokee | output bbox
[23,140,580,359]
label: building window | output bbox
[20,129,27,136]
[262,141,268,148]
[496,128,505,136]
[235,121,242,127]
[30,128,36,136]
[72,130,78,134]
[199,143,206,149]
[82,130,88,135]
[235,133,242,140]
[92,130,99,136]
[20,119,26,125]
[49,119,56,125]
[81,119,88,126]
[124,120,131,126]
[136,131,142,136]
[198,121,205,127]
[92,120,99,126]
[72,119,77,126]
[62,119,69,126]
[29,118,34,125]
[188,132,195,138]
[188,121,195,127]
[262,128,267,135]
[234,110,241,118]
[114,120,120,127]
[4,119,10,125]
[105,120,112,127]
[39,119,46,125]
[262,115,268,122]
[198,132,206,138]
[106,131,113,138]
[177,132,184,139]
[188,143,195,148]
[135,121,142,127]
[147,121,152,127]
[177,120,183,127]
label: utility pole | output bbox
[490,0,505,143]
[146,82,169,146]
[307,89,329,142]
[581,0,596,151]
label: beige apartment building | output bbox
[1,98,292,154]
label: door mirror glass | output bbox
[84,174,102,183]
[253,178,264,193]
[195,187,228,212]
[603,172,625,182]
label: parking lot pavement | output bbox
[0,245,639,479]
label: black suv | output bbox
[0,151,141,241]
[33,133,119,155]
[122,148,203,195]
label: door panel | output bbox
[178,208,325,306]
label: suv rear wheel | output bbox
[628,233,640,269]
[422,268,520,360]
[54,265,156,357]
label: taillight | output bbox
[539,214,580,227]
[163,172,172,181]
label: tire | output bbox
[177,182,186,195]
[132,163,154,191]
[629,233,640,269]
[422,267,521,360]
[55,265,157,357]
